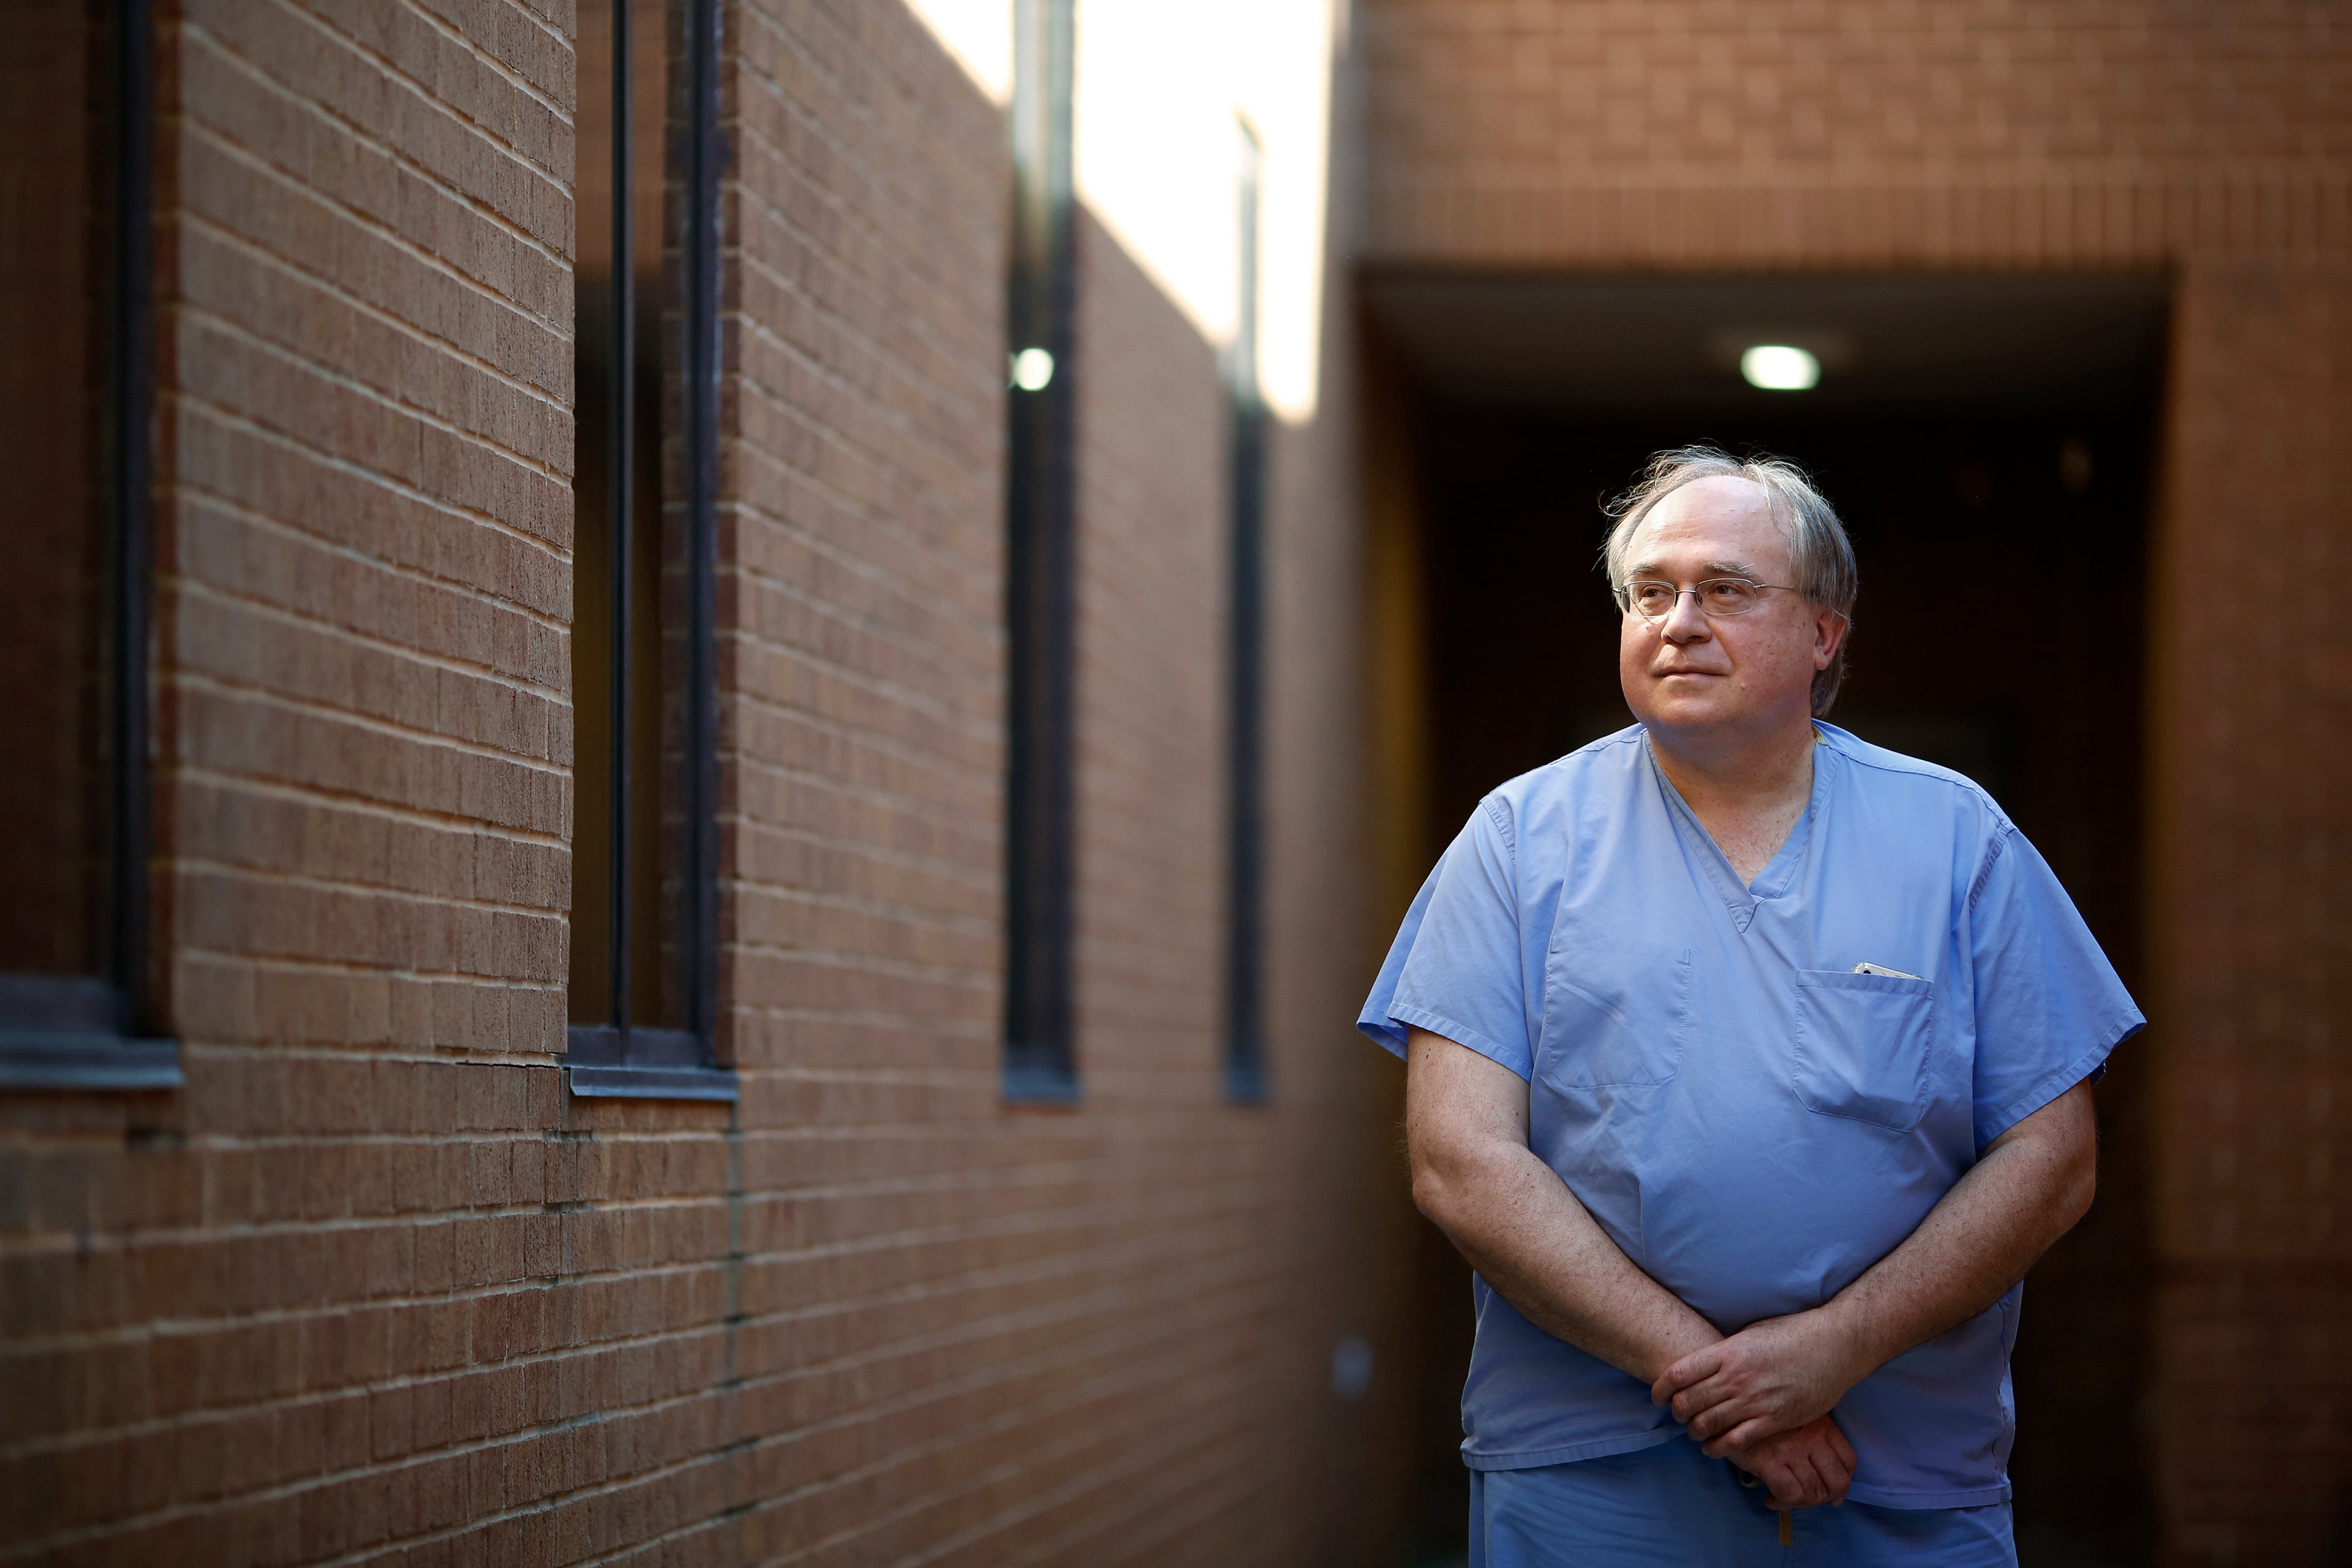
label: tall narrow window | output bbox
[1002,0,1080,1102]
[0,0,176,1090]
[1223,119,1267,1103]
[564,0,730,1101]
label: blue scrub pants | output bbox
[1468,1438,2016,1567]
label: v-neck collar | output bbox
[1644,729,1833,932]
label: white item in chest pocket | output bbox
[1853,961,1922,980]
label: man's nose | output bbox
[1659,590,1711,643]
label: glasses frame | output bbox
[1615,576,1800,623]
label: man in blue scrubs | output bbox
[1360,448,2142,1565]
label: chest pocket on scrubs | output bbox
[1792,970,1934,1132]
[1541,948,1691,1088]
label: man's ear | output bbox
[1814,608,1850,669]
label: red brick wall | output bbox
[1360,3,2352,1562]
[1362,0,2351,271]
[1261,258,1428,1563]
[706,0,1404,1525]
[2146,260,2352,1566]
[1,0,1408,1562]
[724,0,1026,1552]
[4,0,581,1557]
[160,0,576,1066]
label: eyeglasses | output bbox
[1615,577,1796,622]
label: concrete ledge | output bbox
[0,1031,183,1091]
[564,1063,738,1101]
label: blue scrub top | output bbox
[1360,723,2143,1509]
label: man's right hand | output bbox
[1719,1414,1856,1510]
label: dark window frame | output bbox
[0,0,178,1093]
[561,0,732,1103]
[1223,118,1267,1105]
[1002,0,1080,1105]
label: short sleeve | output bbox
[1967,826,2145,1148]
[1357,800,1534,1080]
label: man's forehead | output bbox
[1626,478,1790,570]
[1624,555,1765,580]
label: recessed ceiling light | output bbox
[1740,344,1820,391]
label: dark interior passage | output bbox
[1376,277,2163,1567]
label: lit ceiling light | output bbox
[1740,344,1820,391]
[1011,347,1055,391]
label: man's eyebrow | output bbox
[1623,559,1764,581]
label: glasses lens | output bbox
[1625,582,1675,618]
[1701,579,1760,614]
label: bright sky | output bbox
[900,0,1336,421]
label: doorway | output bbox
[1368,273,2165,1567]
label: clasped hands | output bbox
[1649,1310,1866,1511]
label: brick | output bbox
[10,0,1404,1564]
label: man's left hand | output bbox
[1649,1310,1866,1453]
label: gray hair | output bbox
[1600,447,1858,717]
